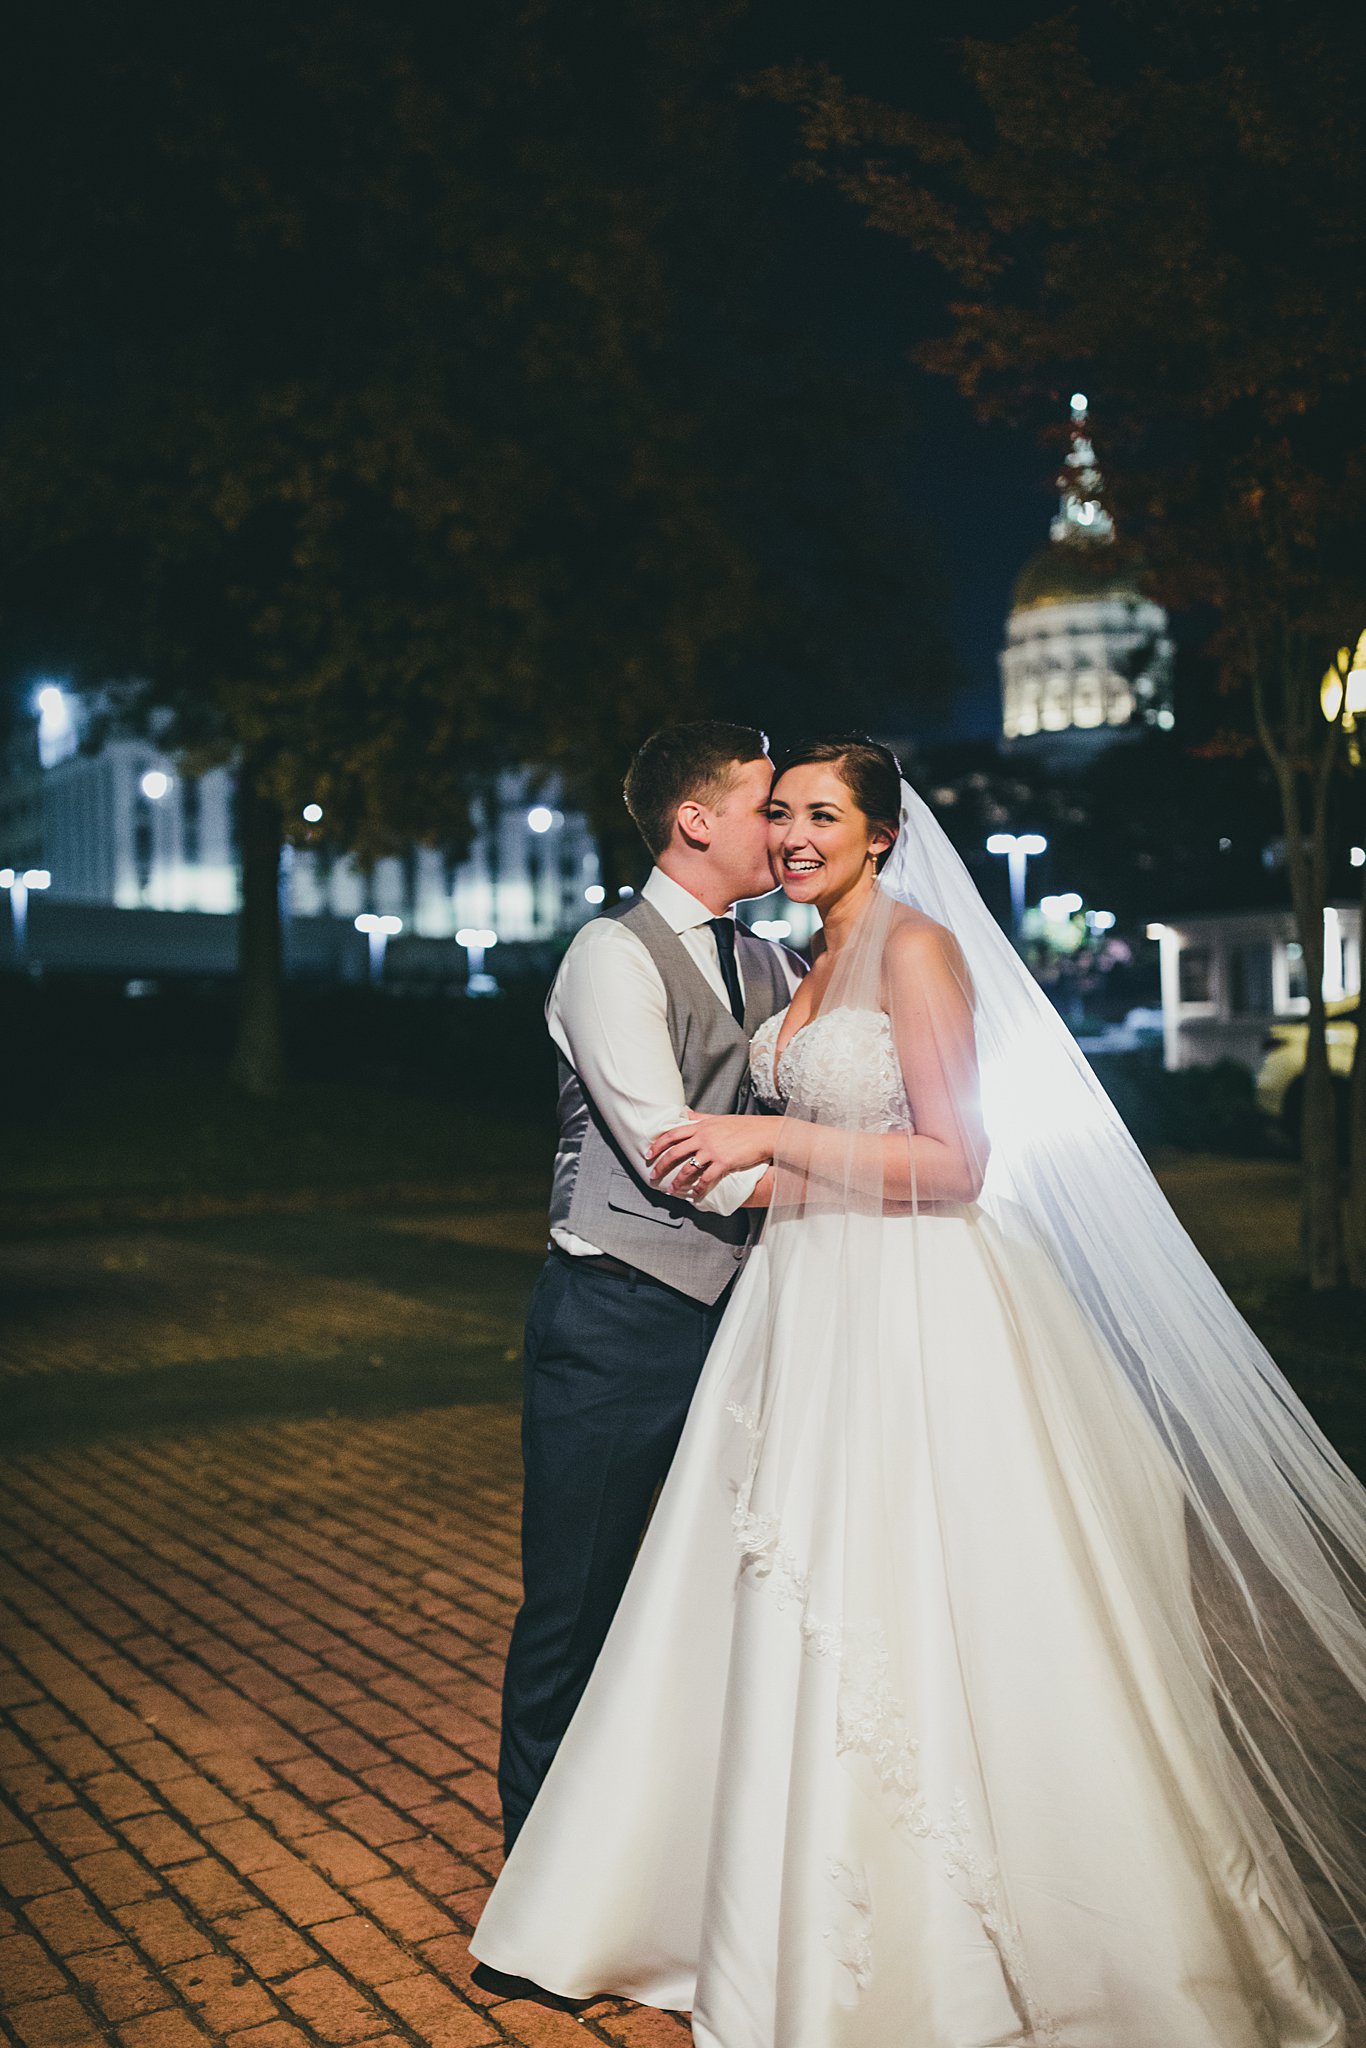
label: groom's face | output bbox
[708,755,782,905]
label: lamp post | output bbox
[0,867,51,964]
[985,832,1048,935]
[354,912,402,984]
[456,926,499,996]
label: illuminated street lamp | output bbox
[1322,631,1366,767]
[1,867,51,962]
[355,911,402,984]
[456,925,499,996]
[986,831,1048,934]
[35,683,75,768]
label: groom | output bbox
[497,721,801,1850]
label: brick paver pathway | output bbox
[0,1403,688,2048]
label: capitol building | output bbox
[1000,397,1174,761]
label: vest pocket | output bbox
[605,1166,686,1228]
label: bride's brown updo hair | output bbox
[774,734,903,870]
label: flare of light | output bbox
[527,806,554,833]
[141,770,170,800]
[302,803,323,823]
[980,1026,1096,1154]
[456,926,498,948]
[584,885,606,904]
[1321,631,1366,729]
[1146,923,1167,940]
[751,919,792,940]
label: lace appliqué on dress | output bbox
[748,1007,914,1134]
[726,1398,1060,2046]
[825,1859,873,1996]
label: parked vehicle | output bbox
[1255,995,1358,1151]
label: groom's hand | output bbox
[646,1114,774,1199]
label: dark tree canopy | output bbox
[1,0,954,1085]
[1,0,945,856]
[766,0,1366,1284]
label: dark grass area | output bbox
[1,976,559,1208]
[1,1072,554,1208]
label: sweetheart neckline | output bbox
[762,1004,893,1078]
[770,1006,816,1071]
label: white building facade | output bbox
[2,684,606,976]
[1151,905,1362,1071]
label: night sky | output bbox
[745,0,1088,744]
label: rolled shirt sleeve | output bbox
[548,921,764,1216]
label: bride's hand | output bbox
[647,1114,774,1198]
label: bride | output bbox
[471,736,1366,2047]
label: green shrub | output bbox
[1088,1051,1268,1157]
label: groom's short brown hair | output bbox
[624,721,770,858]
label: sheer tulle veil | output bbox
[751,774,1366,2023]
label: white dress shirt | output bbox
[548,866,801,1256]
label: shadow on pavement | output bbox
[1,1201,544,1453]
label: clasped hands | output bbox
[646,1113,774,1199]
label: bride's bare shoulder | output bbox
[881,908,973,1010]
[884,905,963,964]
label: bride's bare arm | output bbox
[771,923,986,1203]
[648,922,986,1206]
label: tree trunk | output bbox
[1346,852,1366,1289]
[229,755,285,1098]
[1279,777,1343,1290]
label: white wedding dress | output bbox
[471,1002,1351,2048]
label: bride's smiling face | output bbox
[767,762,894,911]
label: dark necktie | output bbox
[708,917,746,1027]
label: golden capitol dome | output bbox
[1000,396,1174,754]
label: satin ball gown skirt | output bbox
[471,1205,1349,2048]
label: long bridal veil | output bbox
[743,777,1366,2032]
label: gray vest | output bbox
[548,897,792,1303]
